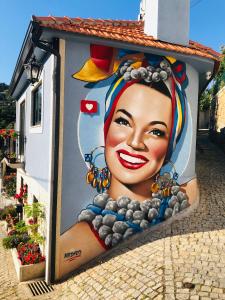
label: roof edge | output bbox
[32,16,221,63]
[8,21,35,97]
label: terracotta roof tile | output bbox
[32,16,221,62]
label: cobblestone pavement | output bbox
[1,132,225,300]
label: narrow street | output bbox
[1,131,225,300]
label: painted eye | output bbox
[150,129,165,137]
[114,117,130,127]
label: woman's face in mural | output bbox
[105,83,172,185]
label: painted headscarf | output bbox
[73,44,188,160]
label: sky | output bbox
[0,0,224,85]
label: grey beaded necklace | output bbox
[77,188,189,248]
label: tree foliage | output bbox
[212,46,225,95]
[199,46,225,112]
[199,88,212,112]
[0,83,16,128]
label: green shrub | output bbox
[2,233,30,249]
[15,220,28,234]
[2,236,15,249]
[24,203,45,219]
[15,220,26,230]
[4,176,16,197]
[24,203,45,245]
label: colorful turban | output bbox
[73,45,189,160]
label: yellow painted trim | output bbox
[166,56,176,64]
[176,90,182,134]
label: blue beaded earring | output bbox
[151,161,179,197]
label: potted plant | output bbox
[2,203,46,281]
[12,241,45,281]
[2,220,30,249]
[17,242,45,265]
[3,175,16,198]
[12,203,46,281]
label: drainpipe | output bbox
[31,21,60,284]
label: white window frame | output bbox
[29,72,44,134]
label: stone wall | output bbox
[209,86,225,152]
[214,87,225,132]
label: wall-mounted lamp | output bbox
[24,56,42,84]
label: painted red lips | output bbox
[116,149,149,170]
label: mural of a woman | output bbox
[59,46,197,276]
[105,82,172,200]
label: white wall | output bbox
[16,55,54,195]
[15,55,55,258]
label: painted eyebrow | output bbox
[116,109,132,119]
[149,121,168,128]
[116,109,168,128]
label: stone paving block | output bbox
[204,279,213,286]
[146,280,156,287]
[165,286,174,294]
[153,295,163,300]
[198,291,209,297]
[165,295,175,300]
[212,287,224,294]
[201,285,212,292]
[148,291,158,298]
[176,288,190,294]
[210,292,220,299]
[176,293,189,300]
[190,296,199,300]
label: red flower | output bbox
[28,218,34,225]
[17,242,45,265]
[8,229,17,236]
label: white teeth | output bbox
[119,153,146,164]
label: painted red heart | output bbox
[80,100,98,114]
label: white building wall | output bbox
[16,55,54,196]
[15,54,55,256]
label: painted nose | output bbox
[127,130,146,150]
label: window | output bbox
[19,101,25,155]
[32,195,38,223]
[31,83,42,126]
[33,195,38,203]
[20,177,24,188]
